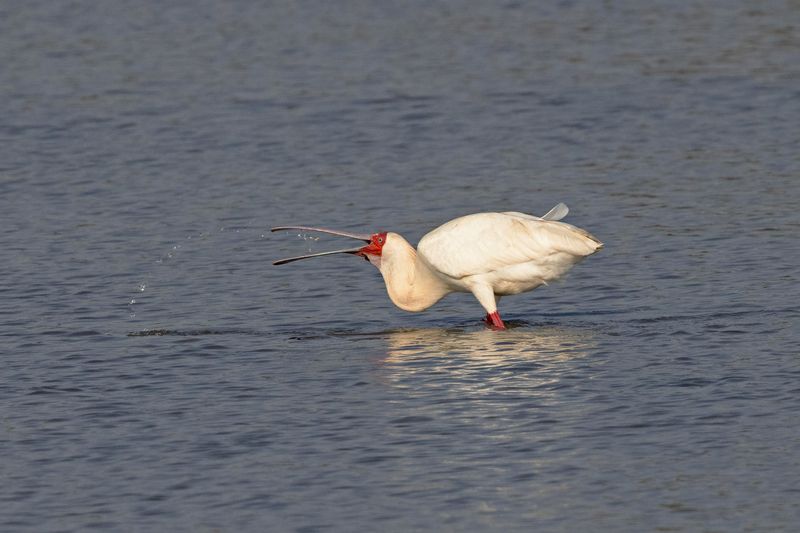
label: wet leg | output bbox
[472,285,506,330]
[484,311,506,329]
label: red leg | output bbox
[484,311,506,330]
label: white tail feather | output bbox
[541,203,569,221]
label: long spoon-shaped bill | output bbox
[271,226,372,242]
[273,247,364,265]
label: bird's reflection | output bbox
[376,325,597,397]
[383,325,594,363]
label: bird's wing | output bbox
[417,212,602,280]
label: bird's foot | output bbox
[483,311,506,330]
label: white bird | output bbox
[272,203,602,329]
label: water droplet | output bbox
[138,283,146,292]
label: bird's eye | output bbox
[378,237,384,244]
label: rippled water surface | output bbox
[2,1,800,531]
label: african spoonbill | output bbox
[272,203,602,329]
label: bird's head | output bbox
[271,225,389,268]
[357,231,389,269]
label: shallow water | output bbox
[2,1,800,531]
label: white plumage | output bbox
[273,203,602,329]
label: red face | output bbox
[358,232,387,259]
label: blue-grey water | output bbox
[2,1,800,531]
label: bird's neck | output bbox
[379,236,450,312]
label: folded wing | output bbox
[417,211,602,280]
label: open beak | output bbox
[271,225,374,265]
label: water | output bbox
[2,1,799,531]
